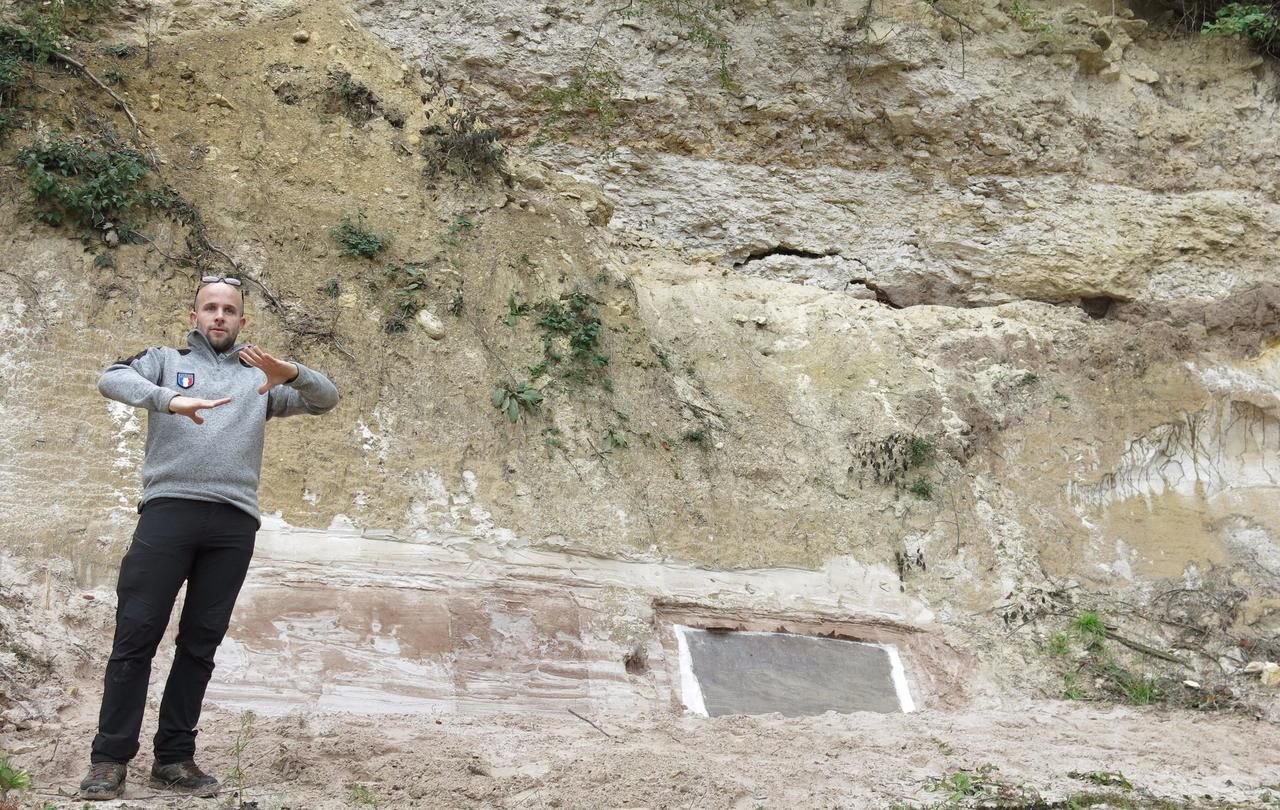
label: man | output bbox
[79,275,339,800]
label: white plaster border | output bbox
[674,624,709,717]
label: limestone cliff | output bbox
[1,0,1278,733]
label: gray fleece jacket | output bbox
[98,329,340,523]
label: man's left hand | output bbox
[240,345,299,394]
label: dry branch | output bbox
[1104,629,1189,668]
[49,50,141,137]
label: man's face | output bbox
[190,282,246,352]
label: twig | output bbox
[240,274,284,312]
[678,398,723,420]
[928,1,975,77]
[132,230,190,264]
[49,51,141,137]
[583,437,614,472]
[567,708,612,738]
[1104,629,1188,668]
[205,240,246,276]
[928,0,976,33]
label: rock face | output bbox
[359,0,1280,317]
[1,0,1278,724]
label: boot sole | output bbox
[149,776,220,798]
[79,786,126,801]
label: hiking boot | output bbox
[149,760,220,797]
[79,761,127,800]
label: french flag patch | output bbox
[176,372,195,389]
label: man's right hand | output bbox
[167,395,232,425]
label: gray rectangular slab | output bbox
[678,627,908,717]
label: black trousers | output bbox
[91,498,257,764]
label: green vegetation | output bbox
[1069,770,1134,790]
[536,292,610,382]
[19,133,153,231]
[0,9,68,67]
[923,765,1005,805]
[1071,611,1108,648]
[486,290,614,432]
[492,380,544,423]
[381,264,428,332]
[1046,631,1071,656]
[228,710,255,810]
[506,291,531,327]
[1006,0,1053,33]
[0,50,22,143]
[98,41,134,58]
[541,425,564,450]
[850,432,943,495]
[908,477,933,500]
[536,67,623,144]
[331,209,390,259]
[652,345,673,371]
[0,0,130,145]
[1202,3,1279,52]
[908,436,936,468]
[682,427,706,444]
[1111,666,1161,706]
[349,782,378,806]
[440,214,473,247]
[1061,671,1087,700]
[602,427,628,451]
[1049,612,1174,708]
[0,756,33,802]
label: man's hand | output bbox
[240,345,299,394]
[168,396,232,425]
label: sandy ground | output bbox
[3,536,1279,810]
[3,699,1278,809]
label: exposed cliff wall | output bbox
[1,0,1278,755]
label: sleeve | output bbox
[97,348,178,413]
[265,362,340,420]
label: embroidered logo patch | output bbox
[176,372,195,389]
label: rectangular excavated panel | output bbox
[676,626,913,717]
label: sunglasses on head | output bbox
[201,275,242,287]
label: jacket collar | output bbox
[186,329,246,360]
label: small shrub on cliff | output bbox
[536,293,610,381]
[330,208,390,259]
[535,66,623,143]
[19,133,153,231]
[421,106,505,181]
[1201,3,1279,52]
[0,53,20,142]
[1005,0,1053,32]
[907,477,933,500]
[492,380,543,423]
[381,263,427,333]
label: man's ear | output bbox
[189,309,197,327]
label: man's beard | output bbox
[206,329,236,352]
